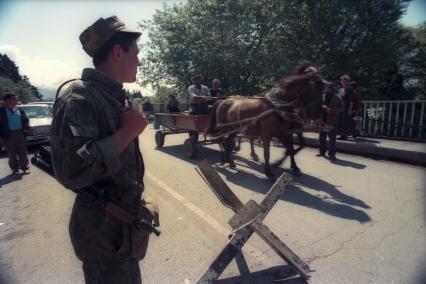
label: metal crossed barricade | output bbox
[194,160,311,283]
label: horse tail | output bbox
[205,100,221,135]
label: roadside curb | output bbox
[300,135,426,167]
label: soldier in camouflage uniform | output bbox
[51,16,154,284]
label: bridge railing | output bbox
[143,101,426,141]
[361,100,426,141]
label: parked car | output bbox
[27,101,54,112]
[19,104,52,145]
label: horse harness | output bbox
[211,91,305,140]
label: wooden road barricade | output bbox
[194,160,311,283]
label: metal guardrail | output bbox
[362,100,426,141]
[140,100,426,141]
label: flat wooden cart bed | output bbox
[154,112,214,158]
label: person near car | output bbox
[50,16,158,284]
[0,92,30,174]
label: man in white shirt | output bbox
[188,75,210,114]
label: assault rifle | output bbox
[31,145,160,237]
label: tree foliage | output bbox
[139,0,425,100]
[0,54,42,103]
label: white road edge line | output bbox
[146,171,229,236]
[145,170,269,262]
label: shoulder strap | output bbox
[55,78,80,101]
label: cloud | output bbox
[0,44,81,89]
[0,44,154,97]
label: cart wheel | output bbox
[189,131,199,142]
[155,131,165,147]
[183,138,197,158]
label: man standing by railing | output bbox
[317,83,344,160]
[350,81,363,138]
[337,74,355,140]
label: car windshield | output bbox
[19,105,52,118]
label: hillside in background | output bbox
[38,87,56,101]
[0,53,43,103]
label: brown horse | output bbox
[205,71,325,180]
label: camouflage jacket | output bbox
[51,68,144,212]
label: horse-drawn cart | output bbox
[154,112,213,158]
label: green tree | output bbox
[0,53,42,102]
[402,22,426,98]
[0,54,22,82]
[139,0,424,100]
[152,86,184,104]
[0,76,36,103]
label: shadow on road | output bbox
[154,144,223,165]
[156,143,371,223]
[329,157,367,169]
[292,174,370,209]
[214,156,371,223]
[0,173,23,188]
[351,137,381,144]
[213,265,306,284]
[282,185,371,223]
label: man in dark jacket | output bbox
[166,95,180,113]
[0,93,30,174]
[317,83,344,160]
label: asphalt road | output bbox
[0,126,425,284]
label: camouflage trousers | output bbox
[70,194,144,284]
[83,259,142,284]
[4,130,29,171]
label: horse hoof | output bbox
[293,169,302,176]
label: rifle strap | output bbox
[104,201,135,225]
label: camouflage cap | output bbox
[79,16,141,57]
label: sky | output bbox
[0,0,184,97]
[0,0,425,98]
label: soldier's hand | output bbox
[121,107,148,138]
